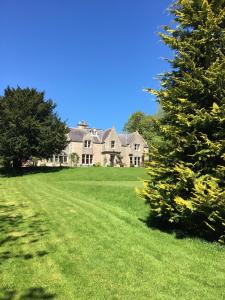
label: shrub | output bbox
[70,152,79,167]
[93,162,101,167]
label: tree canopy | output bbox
[0,87,69,167]
[124,110,161,144]
[142,0,225,243]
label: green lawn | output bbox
[0,167,225,300]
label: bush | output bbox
[93,162,101,167]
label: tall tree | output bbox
[0,87,69,168]
[143,0,225,242]
[124,111,160,144]
[123,111,146,133]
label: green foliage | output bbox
[0,87,69,168]
[123,111,165,153]
[123,111,146,133]
[143,0,225,243]
[70,152,79,167]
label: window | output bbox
[130,156,133,165]
[111,141,115,148]
[134,144,140,150]
[84,140,91,148]
[59,154,68,164]
[54,153,68,164]
[82,154,93,165]
[134,156,141,166]
[82,155,85,164]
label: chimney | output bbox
[77,121,88,129]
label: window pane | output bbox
[84,140,91,148]
[135,144,140,150]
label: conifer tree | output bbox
[0,87,68,168]
[143,0,225,242]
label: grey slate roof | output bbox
[68,127,111,143]
[69,127,148,147]
[69,128,87,142]
[101,129,111,142]
[118,133,130,146]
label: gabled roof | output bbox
[118,132,148,148]
[118,133,132,146]
[68,126,148,148]
[68,127,111,143]
[101,129,111,142]
[69,128,87,142]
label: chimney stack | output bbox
[77,121,88,129]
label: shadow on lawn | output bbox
[0,166,65,178]
[0,203,55,298]
[0,202,49,264]
[0,287,56,300]
[139,216,192,240]
[139,214,214,242]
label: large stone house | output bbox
[45,121,148,167]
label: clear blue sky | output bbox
[0,0,173,131]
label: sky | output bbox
[0,0,173,131]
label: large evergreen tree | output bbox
[143,0,225,242]
[0,87,69,167]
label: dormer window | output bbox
[111,141,115,149]
[90,128,98,137]
[134,144,140,150]
[84,140,91,148]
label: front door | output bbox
[110,154,115,167]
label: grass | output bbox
[0,167,225,299]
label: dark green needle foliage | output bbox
[0,86,68,168]
[142,0,225,243]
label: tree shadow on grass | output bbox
[139,214,217,243]
[0,166,67,178]
[0,287,56,300]
[0,202,50,264]
[0,203,56,298]
[139,215,191,240]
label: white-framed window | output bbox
[84,140,91,148]
[59,154,68,164]
[111,140,115,148]
[82,154,93,165]
[53,153,68,164]
[134,144,140,150]
[134,156,141,166]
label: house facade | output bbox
[44,121,149,167]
